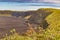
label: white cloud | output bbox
[40,0,60,4]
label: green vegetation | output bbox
[0,8,60,40]
[45,8,60,40]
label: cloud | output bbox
[0,0,32,2]
[42,0,60,3]
[0,0,60,4]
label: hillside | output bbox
[0,8,60,40]
[45,8,60,40]
[0,8,52,38]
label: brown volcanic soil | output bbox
[0,16,29,38]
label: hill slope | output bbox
[45,8,60,40]
[0,8,60,40]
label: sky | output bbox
[42,0,60,4]
[0,0,60,11]
[0,0,60,4]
